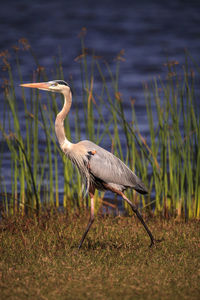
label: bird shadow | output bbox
[70,240,125,251]
[70,236,164,253]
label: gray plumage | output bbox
[77,140,148,194]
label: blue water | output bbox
[1,0,200,90]
[0,0,200,202]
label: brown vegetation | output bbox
[0,212,200,300]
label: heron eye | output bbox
[52,82,58,87]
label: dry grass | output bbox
[0,211,200,300]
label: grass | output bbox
[0,38,199,218]
[0,213,200,300]
[0,33,199,300]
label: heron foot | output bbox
[149,238,164,248]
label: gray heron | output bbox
[20,80,160,248]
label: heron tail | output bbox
[134,180,148,195]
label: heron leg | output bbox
[103,184,157,247]
[120,192,155,247]
[78,187,95,249]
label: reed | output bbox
[0,38,199,219]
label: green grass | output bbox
[0,213,200,300]
[0,37,199,218]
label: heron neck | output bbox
[55,90,72,149]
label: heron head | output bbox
[20,80,71,94]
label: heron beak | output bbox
[20,82,50,90]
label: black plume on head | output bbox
[53,80,70,87]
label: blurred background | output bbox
[0,0,200,207]
[1,0,200,100]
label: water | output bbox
[1,0,200,90]
[0,0,200,200]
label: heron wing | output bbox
[79,140,148,193]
